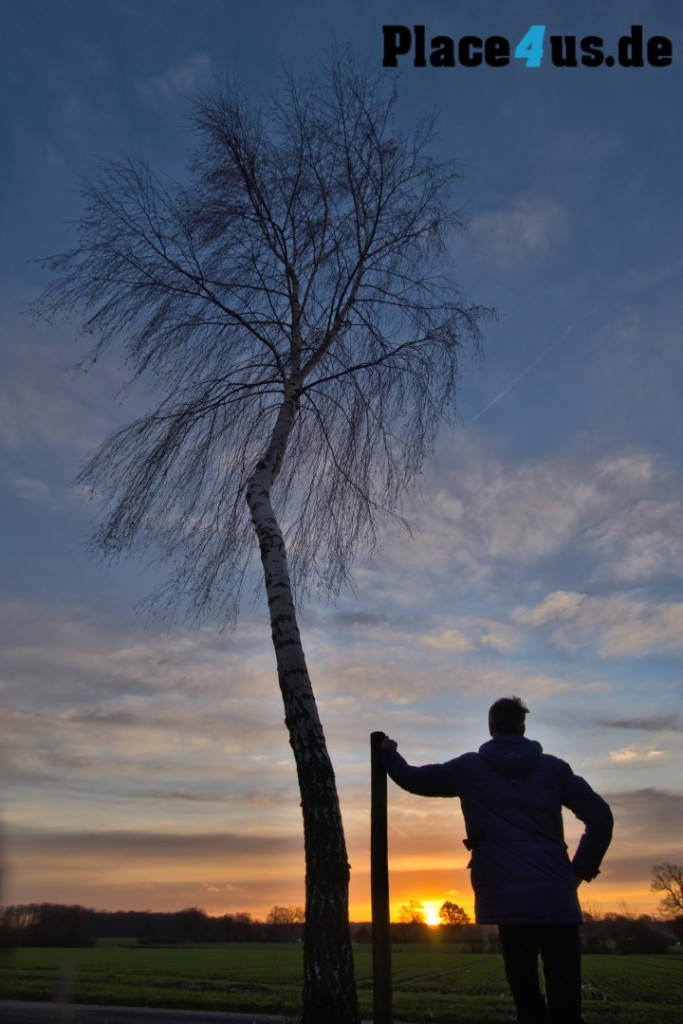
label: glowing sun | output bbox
[422,902,441,927]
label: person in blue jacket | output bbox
[381,695,613,1024]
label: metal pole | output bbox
[370,730,392,1024]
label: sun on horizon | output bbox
[421,901,443,927]
[391,896,474,927]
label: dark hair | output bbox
[488,696,529,736]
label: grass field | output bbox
[1,942,682,1023]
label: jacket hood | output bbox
[478,735,543,779]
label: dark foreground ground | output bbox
[0,1005,292,1024]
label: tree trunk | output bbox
[246,396,360,1024]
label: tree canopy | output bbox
[439,900,471,925]
[37,55,488,624]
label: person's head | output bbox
[488,696,529,737]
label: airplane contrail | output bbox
[468,303,604,425]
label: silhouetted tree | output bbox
[651,863,683,916]
[36,53,488,1024]
[439,900,470,925]
[266,904,305,940]
[399,900,426,925]
[267,905,306,925]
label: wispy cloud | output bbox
[515,590,683,657]
[587,496,683,584]
[467,196,567,275]
[10,476,58,508]
[138,53,213,106]
[349,442,683,643]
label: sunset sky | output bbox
[2,0,682,925]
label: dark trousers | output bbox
[498,924,584,1024]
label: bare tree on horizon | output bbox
[36,53,490,1024]
[651,863,683,916]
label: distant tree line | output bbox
[0,903,301,947]
[0,903,497,950]
[1,901,681,953]
[581,910,683,954]
[1,903,96,948]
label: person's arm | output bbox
[561,764,614,882]
[380,737,460,797]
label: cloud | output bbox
[419,617,519,654]
[604,789,683,852]
[0,597,274,705]
[10,476,58,508]
[3,827,306,915]
[599,714,683,733]
[608,747,666,764]
[467,196,567,274]
[0,598,303,829]
[587,496,683,584]
[379,439,683,597]
[8,828,301,861]
[598,853,673,890]
[515,590,683,657]
[332,609,395,628]
[517,591,586,626]
[304,623,574,712]
[138,53,213,106]
[419,628,474,653]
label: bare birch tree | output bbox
[36,55,489,1024]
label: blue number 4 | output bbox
[515,25,546,68]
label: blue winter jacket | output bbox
[382,735,613,925]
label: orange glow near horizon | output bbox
[421,902,442,927]
[2,877,663,924]
[4,833,666,924]
[347,877,663,927]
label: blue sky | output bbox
[1,0,682,922]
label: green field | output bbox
[1,942,682,1023]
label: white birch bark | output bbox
[246,394,360,1024]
